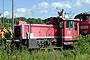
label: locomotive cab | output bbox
[44,17,79,45]
[63,19,79,43]
[75,12,90,35]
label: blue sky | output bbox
[0,0,90,19]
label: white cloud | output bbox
[86,0,90,3]
[38,2,49,9]
[16,8,26,13]
[39,10,48,13]
[32,5,36,9]
[51,2,71,8]
[32,2,49,9]
[4,11,10,17]
[15,8,32,17]
[1,8,32,18]
[75,0,90,7]
[31,2,71,15]
[32,2,71,9]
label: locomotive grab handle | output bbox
[26,32,29,39]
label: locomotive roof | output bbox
[58,17,79,21]
[45,17,79,21]
[76,12,90,16]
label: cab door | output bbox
[59,20,63,37]
[74,22,79,36]
[64,21,74,41]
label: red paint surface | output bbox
[14,17,79,42]
[31,24,58,37]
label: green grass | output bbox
[0,35,90,60]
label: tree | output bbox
[0,17,45,28]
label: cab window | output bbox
[81,16,89,22]
[59,21,63,28]
[66,21,73,28]
[46,20,51,24]
[70,21,73,28]
[66,21,69,28]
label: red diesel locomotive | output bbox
[75,12,90,35]
[14,17,79,49]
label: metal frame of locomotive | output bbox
[75,12,90,35]
[14,17,79,49]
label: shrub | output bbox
[0,35,90,60]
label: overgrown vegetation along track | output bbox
[39,45,74,50]
[0,35,90,60]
